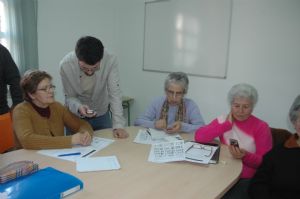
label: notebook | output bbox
[0,167,83,199]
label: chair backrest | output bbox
[270,127,292,147]
[0,112,15,153]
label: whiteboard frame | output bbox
[142,0,233,79]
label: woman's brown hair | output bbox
[20,70,52,101]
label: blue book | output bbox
[0,167,83,199]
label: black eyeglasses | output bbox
[185,143,213,157]
[37,84,56,92]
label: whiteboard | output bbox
[143,0,232,78]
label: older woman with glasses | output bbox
[13,70,93,149]
[134,72,205,133]
[249,95,300,199]
[195,83,272,199]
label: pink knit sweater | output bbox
[195,115,272,178]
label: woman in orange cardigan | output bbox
[13,70,93,149]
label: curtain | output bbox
[4,0,38,74]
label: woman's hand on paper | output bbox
[72,131,92,146]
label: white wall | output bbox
[38,0,300,131]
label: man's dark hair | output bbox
[75,36,104,65]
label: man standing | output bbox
[0,43,23,152]
[60,36,128,138]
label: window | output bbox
[0,0,8,47]
[0,0,38,73]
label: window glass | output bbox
[0,0,8,47]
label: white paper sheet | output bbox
[37,137,114,162]
[134,128,182,144]
[76,156,120,172]
[148,140,185,163]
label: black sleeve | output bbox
[248,149,275,199]
[3,47,23,106]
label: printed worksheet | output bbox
[134,128,182,144]
[37,137,115,162]
[148,140,185,163]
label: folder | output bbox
[0,167,83,199]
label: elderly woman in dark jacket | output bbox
[249,95,300,199]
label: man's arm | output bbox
[106,56,126,129]
[4,48,23,107]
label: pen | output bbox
[146,129,151,136]
[58,152,81,157]
[82,149,96,157]
[185,143,195,152]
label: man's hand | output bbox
[155,119,167,130]
[166,121,181,134]
[78,105,97,118]
[71,131,92,146]
[113,128,129,139]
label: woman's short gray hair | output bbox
[164,72,189,94]
[228,83,258,106]
[289,95,300,124]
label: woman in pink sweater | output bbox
[195,83,272,199]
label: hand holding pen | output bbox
[71,131,92,146]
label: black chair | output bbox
[270,128,292,146]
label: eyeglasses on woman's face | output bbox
[166,90,184,98]
[37,84,56,92]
